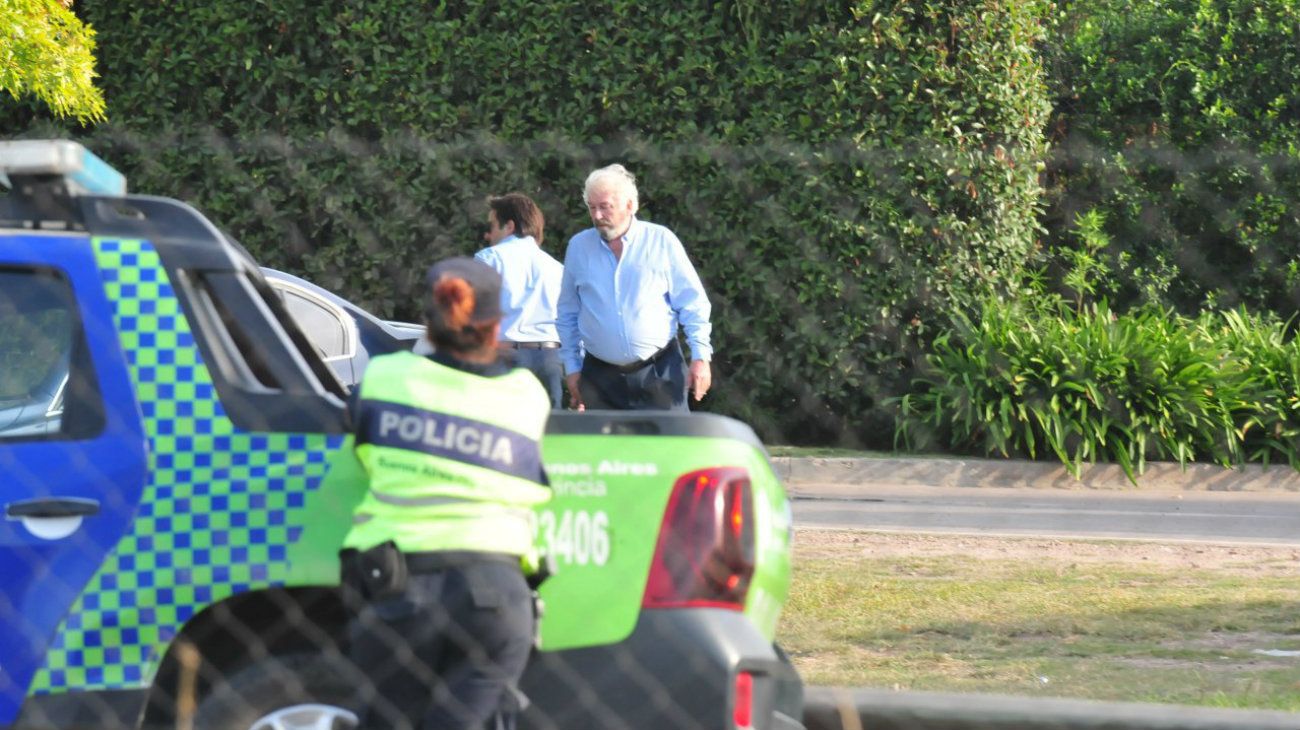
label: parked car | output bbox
[260,267,423,387]
[0,140,802,730]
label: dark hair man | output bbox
[475,193,565,408]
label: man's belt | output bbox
[589,340,677,375]
[404,550,520,573]
[501,341,561,350]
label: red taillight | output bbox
[642,467,755,610]
[733,671,754,729]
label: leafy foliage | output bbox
[897,299,1249,481]
[1213,308,1300,468]
[896,217,1300,479]
[0,0,106,123]
[1042,0,1300,315]
[0,0,1053,447]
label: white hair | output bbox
[583,164,639,209]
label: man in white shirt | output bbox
[474,193,565,408]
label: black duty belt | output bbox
[588,340,677,375]
[404,550,520,573]
[500,341,561,350]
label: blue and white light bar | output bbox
[0,140,127,196]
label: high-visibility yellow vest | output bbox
[342,351,551,559]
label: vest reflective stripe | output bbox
[342,352,551,556]
[353,505,533,527]
[356,399,542,484]
[368,491,493,508]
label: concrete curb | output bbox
[770,456,1300,492]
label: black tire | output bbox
[193,652,361,730]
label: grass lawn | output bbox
[778,530,1300,710]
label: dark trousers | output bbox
[348,562,534,730]
[509,347,564,409]
[579,340,688,411]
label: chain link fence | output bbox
[4,131,1300,729]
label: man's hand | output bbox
[565,372,585,411]
[689,360,711,402]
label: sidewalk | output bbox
[770,455,1300,492]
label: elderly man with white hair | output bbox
[556,164,713,411]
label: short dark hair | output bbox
[487,193,545,246]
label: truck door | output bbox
[0,233,147,725]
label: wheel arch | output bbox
[139,586,348,728]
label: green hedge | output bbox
[1042,0,1300,315]
[3,0,1052,446]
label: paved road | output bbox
[791,483,1300,545]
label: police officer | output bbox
[342,257,552,730]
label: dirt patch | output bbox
[1112,657,1276,673]
[1175,630,1300,653]
[795,528,1300,577]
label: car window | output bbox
[282,290,348,359]
[175,267,349,434]
[0,268,98,440]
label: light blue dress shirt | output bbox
[557,218,713,374]
[474,235,564,343]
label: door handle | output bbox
[5,497,101,519]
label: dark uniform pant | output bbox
[579,340,688,411]
[348,561,534,730]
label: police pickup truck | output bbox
[0,141,802,730]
